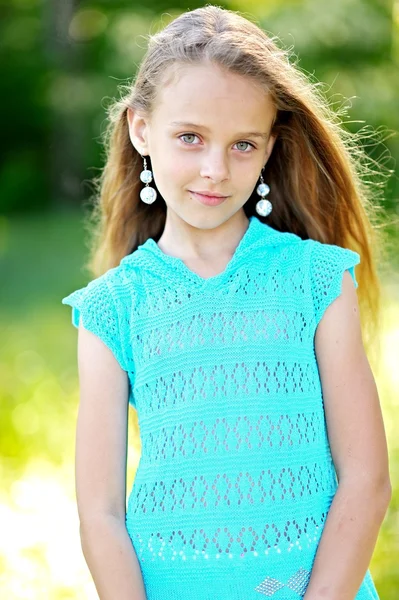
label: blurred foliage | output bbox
[0,209,142,598]
[0,0,398,597]
[0,209,398,596]
[0,0,397,214]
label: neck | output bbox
[156,211,250,262]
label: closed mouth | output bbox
[190,191,228,198]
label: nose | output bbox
[199,149,230,183]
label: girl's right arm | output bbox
[75,319,147,600]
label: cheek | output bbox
[243,162,263,183]
[151,156,191,199]
[170,161,191,184]
[155,150,194,185]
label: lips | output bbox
[191,191,227,198]
[189,191,228,206]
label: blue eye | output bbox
[179,134,255,152]
[235,141,254,152]
[180,134,199,145]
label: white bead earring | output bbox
[255,168,272,217]
[139,155,157,204]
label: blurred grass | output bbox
[0,209,141,598]
[0,209,398,598]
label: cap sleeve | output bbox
[310,240,360,328]
[61,275,128,373]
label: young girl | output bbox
[61,6,391,600]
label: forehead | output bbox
[153,61,276,132]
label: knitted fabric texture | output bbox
[62,215,379,599]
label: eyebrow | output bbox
[168,121,270,141]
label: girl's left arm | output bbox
[304,271,392,600]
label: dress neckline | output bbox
[139,215,270,287]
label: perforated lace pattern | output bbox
[62,217,378,600]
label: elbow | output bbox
[340,471,392,513]
[379,477,392,510]
[79,512,125,546]
[79,521,91,559]
[371,470,392,509]
[79,519,95,551]
[375,480,392,524]
[364,474,392,516]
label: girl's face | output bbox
[127,61,277,229]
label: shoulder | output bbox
[256,221,303,249]
[305,237,360,267]
[251,222,306,267]
[61,260,141,326]
[252,223,312,269]
[265,231,360,267]
[305,238,360,291]
[90,258,143,297]
[255,230,361,329]
[303,238,361,329]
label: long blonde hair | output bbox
[84,5,391,361]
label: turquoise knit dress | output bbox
[62,215,380,599]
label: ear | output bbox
[264,133,277,164]
[126,108,150,155]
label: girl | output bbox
[62,6,391,600]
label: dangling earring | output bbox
[255,168,272,217]
[139,155,157,204]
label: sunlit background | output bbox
[0,0,398,598]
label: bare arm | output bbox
[303,271,392,600]
[76,319,146,600]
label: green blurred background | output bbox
[0,0,398,598]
